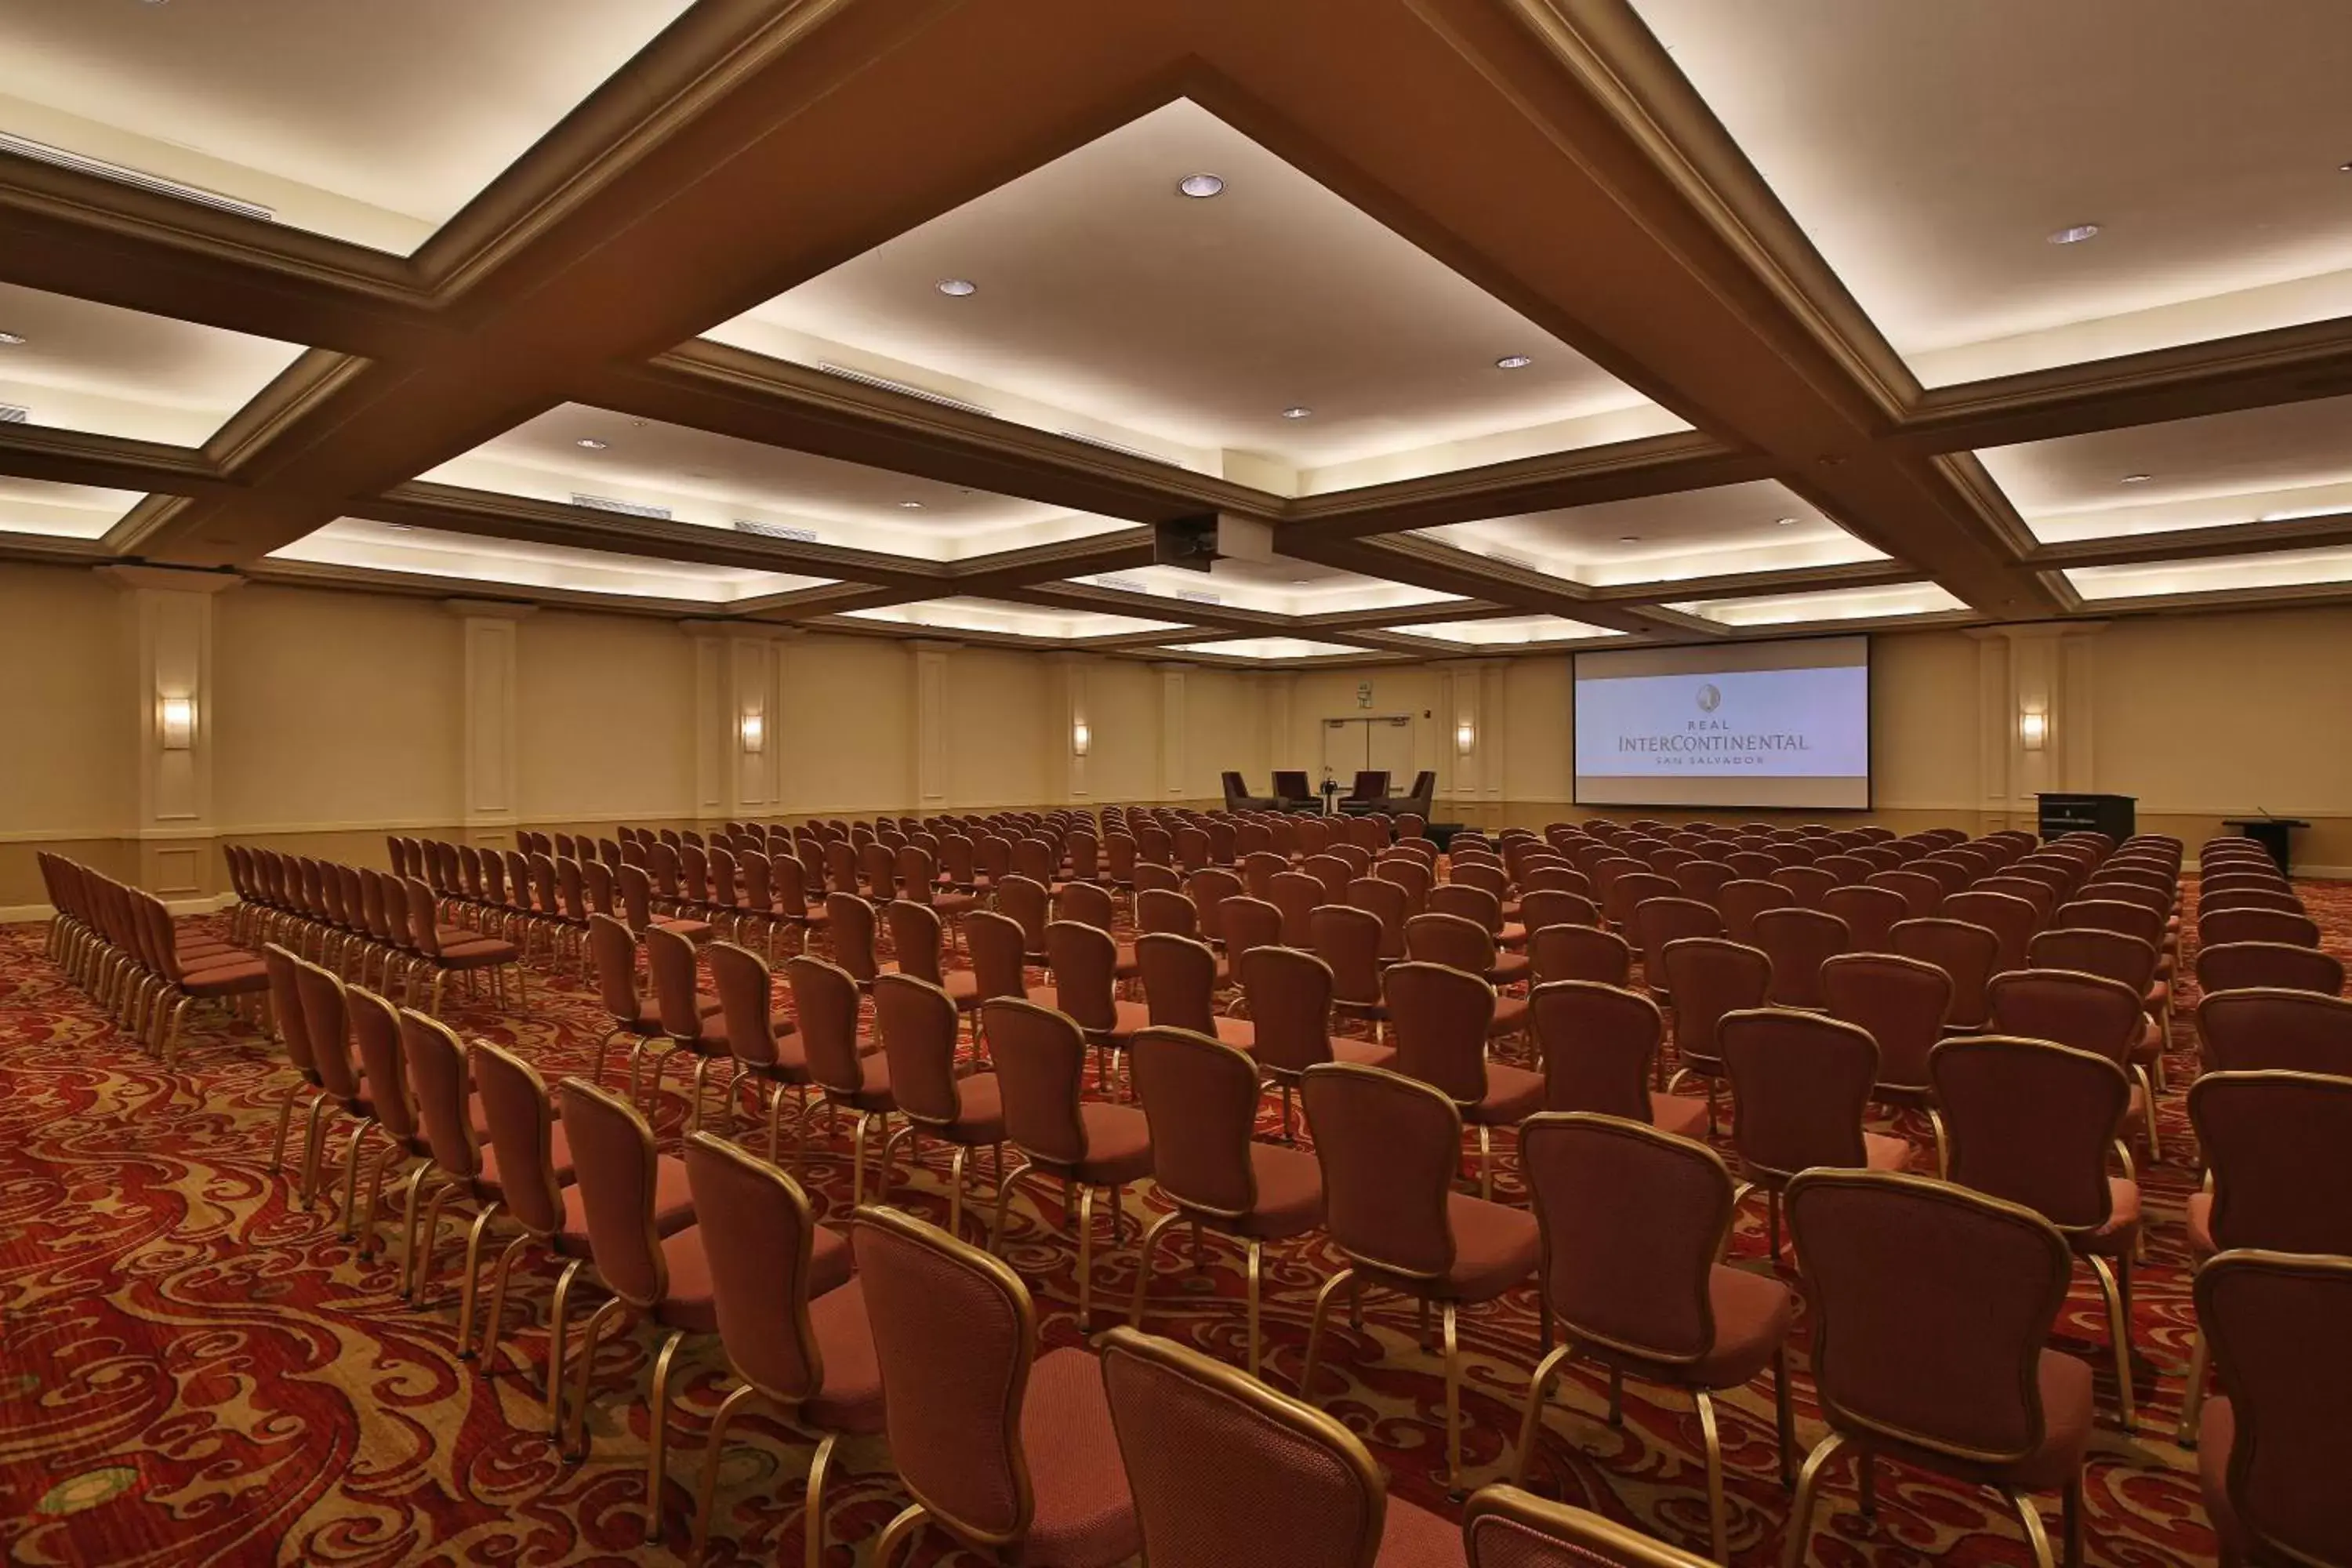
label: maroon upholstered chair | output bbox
[1780,1170,2092,1568]
[2197,988,2352,1075]
[2196,940,2343,997]
[676,1131,875,1563]
[858,1205,1140,1568]
[641,923,731,1131]
[2173,1071,2352,1446]
[1770,865,1838,909]
[1821,953,1953,1165]
[703,938,812,1163]
[1044,918,1150,1097]
[1404,912,1530,1024]
[1137,931,1254,1049]
[1385,960,1544,1200]
[1929,1035,2141,1432]
[1530,923,1633,989]
[983,997,1153,1328]
[583,904,688,1092]
[1865,869,1944,919]
[873,973,1006,1243]
[1314,902,1392,1043]
[1989,967,2164,1163]
[1821,884,1904,953]
[1632,898,1726,1005]
[1715,879,1792,946]
[1242,943,1396,1141]
[1748,907,1849,1010]
[2200,906,2320,949]
[1098,1325,1464,1568]
[1127,1027,1325,1377]
[787,954,895,1203]
[887,898,982,1027]
[1659,937,1770,1137]
[1468,1487,1715,1568]
[262,942,327,1185]
[290,956,378,1238]
[1530,980,1708,1139]
[1515,1113,1795,1562]
[2191,1250,2352,1568]
[1298,1062,1541,1494]
[1719,1008,1911,1262]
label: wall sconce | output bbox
[1455,719,1476,755]
[1072,720,1092,757]
[159,695,194,750]
[739,713,765,753]
[2018,710,2048,751]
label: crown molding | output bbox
[0,421,220,496]
[2023,512,2352,569]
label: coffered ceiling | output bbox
[2,0,2348,668]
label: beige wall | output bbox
[6,560,2352,913]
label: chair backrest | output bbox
[826,891,880,982]
[644,923,710,1039]
[1718,877,1795,944]
[2194,1250,2352,1568]
[1890,916,2002,1029]
[996,874,1049,954]
[2201,906,2321,949]
[1720,1008,1882,1178]
[557,1079,670,1308]
[1098,1325,1386,1568]
[1299,1064,1460,1283]
[1929,1035,2125,1233]
[1058,878,1117,931]
[1532,981,1664,1121]
[1222,895,1283,968]
[1383,960,1494,1105]
[1269,871,1323,949]
[884,899,946,985]
[2189,1071,2352,1255]
[875,973,967,1128]
[1137,932,1219,1034]
[1522,1112,1733,1364]
[706,939,783,1069]
[1465,1488,1717,1568]
[1659,938,1770,1070]
[1519,887,1599,935]
[1820,884,1905,953]
[398,1008,481,1178]
[2198,988,2352,1074]
[1310,903,1385,1008]
[263,942,318,1079]
[1131,1028,1266,1219]
[965,909,1029,1004]
[982,998,1091,1167]
[787,955,867,1096]
[292,955,363,1102]
[2196,941,2343,998]
[470,1039,568,1236]
[1401,910,1496,976]
[2025,927,2158,996]
[1530,924,1632,988]
[1749,907,1849,1009]
[1044,920,1120,1033]
[681,1131,829,1403]
[1786,1169,2071,1468]
[1820,952,1951,1095]
[853,1206,1044,1547]
[346,985,417,1142]
[1240,945,1338,1081]
[1985,967,2143,1069]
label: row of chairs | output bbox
[37,852,269,1063]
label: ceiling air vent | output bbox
[1175,589,1222,605]
[735,519,818,543]
[1094,575,1149,594]
[0,404,27,423]
[815,364,993,419]
[0,132,274,222]
[1484,547,1536,571]
[1056,429,1182,467]
[570,493,672,521]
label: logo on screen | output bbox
[1695,684,1721,713]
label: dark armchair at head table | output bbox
[1224,769,1434,818]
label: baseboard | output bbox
[0,892,234,926]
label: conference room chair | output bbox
[1929,1035,2141,1432]
[1814,884,1899,954]
[1405,913,1532,1012]
[617,862,709,946]
[1942,889,2038,975]
[1702,878,1784,946]
[1385,960,1543,1200]
[786,954,896,1204]
[259,942,328,1182]
[1820,952,1954,1168]
[869,972,1007,1243]
[1988,967,2163,1165]
[1044,917,1149,1095]
[2190,1250,2352,1568]
[2198,885,2304,916]
[1632,898,1726,1007]
[1348,875,1414,964]
[858,1204,1140,1568]
[641,923,731,1131]
[1514,1113,1795,1563]
[1298,1062,1542,1494]
[1602,871,1680,941]
[136,889,269,1065]
[996,873,1053,967]
[1891,916,2002,1032]
[2173,1070,2352,1446]
[1973,874,2058,929]
[1747,907,1848,1011]
[1909,856,1973,898]
[1780,1169,2092,1568]
[1654,936,1766,1132]
[289,956,379,1240]
[1098,1326,1465,1568]
[1529,922,1634,989]
[2195,940,2344,997]
[1136,931,1254,1048]
[343,985,448,1266]
[1719,1007,1911,1264]
[1865,869,1944,919]
[2196,988,2352,1075]
[1530,979,1709,1140]
[1125,1027,1325,1378]
[1722,851,1779,882]
[2030,926,2169,1053]
[1670,859,1736,906]
[1220,893,1283,974]
[1240,848,1289,902]
[2201,906,2322,949]
[1241,944,1395,1142]
[982,997,1154,1330]
[1519,888,1601,938]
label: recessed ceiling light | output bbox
[382,523,418,532]
[2119,473,2152,484]
[0,331,22,346]
[1178,173,1225,198]
[1494,354,1534,370]
[898,500,925,510]
[1279,406,1313,420]
[1774,516,1798,526]
[575,437,609,450]
[1618,535,1641,543]
[935,278,977,297]
[2047,223,2101,245]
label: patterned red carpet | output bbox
[4,877,2346,1566]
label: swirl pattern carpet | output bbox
[3,874,2342,1566]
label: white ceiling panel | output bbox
[0,283,308,444]
[0,475,143,541]
[270,519,833,604]
[1670,583,1965,627]
[1425,479,1883,585]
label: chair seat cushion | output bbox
[804,1277,887,1432]
[1332,1036,1399,1071]
[1212,1015,1257,1052]
[1018,1348,1141,1568]
[1470,1062,1545,1127]
[1436,1192,1541,1302]
[2198,1398,2246,1560]
[2185,1190,2215,1261]
[1100,998,1152,1048]
[1070,1102,1154,1186]
[1650,1092,1711,1140]
[438,938,518,968]
[654,916,712,941]
[557,1151,698,1254]
[1232,1142,1324,1239]
[477,1120,578,1195]
[939,1071,1007,1142]
[1498,923,1528,950]
[1863,1132,1911,1173]
[826,1048,894,1114]
[1690,1265,1796,1388]
[1487,953,1532,988]
[180,959,270,994]
[1376,1495,1469,1568]
[932,891,978,916]
[943,971,982,1007]
[1489,993,1529,1037]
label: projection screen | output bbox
[1572,636,1872,811]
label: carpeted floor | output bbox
[3,874,2345,1566]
